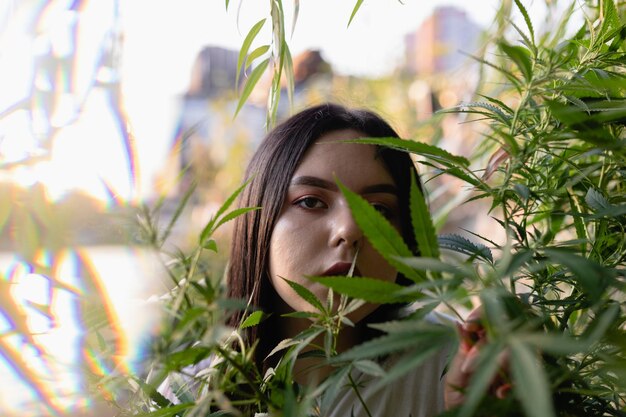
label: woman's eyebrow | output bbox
[290,175,398,195]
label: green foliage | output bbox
[435,1,626,414]
[88,1,626,416]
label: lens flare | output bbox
[0,246,164,416]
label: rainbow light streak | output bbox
[0,247,165,416]
[1,259,68,416]
[1,0,165,412]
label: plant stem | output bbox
[348,372,373,417]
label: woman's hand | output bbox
[444,308,511,409]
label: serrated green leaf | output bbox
[333,328,447,362]
[236,18,266,89]
[607,23,626,51]
[511,21,534,52]
[514,0,535,46]
[235,57,269,119]
[454,101,512,124]
[599,0,620,39]
[309,276,416,304]
[443,166,482,187]
[477,94,514,114]
[565,95,591,113]
[338,180,423,283]
[585,98,626,112]
[347,137,470,167]
[240,310,265,328]
[353,359,386,377]
[438,234,493,263]
[393,256,471,277]
[410,174,439,259]
[510,339,555,417]
[282,277,325,313]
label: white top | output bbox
[161,312,453,417]
[322,346,448,417]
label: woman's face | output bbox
[268,129,400,322]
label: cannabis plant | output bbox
[88,1,625,416]
[325,1,626,415]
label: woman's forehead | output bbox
[291,129,395,186]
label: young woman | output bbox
[226,103,458,416]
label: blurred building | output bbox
[247,49,332,112]
[403,8,498,242]
[404,6,482,120]
[168,47,332,186]
[404,6,481,76]
[156,47,331,240]
[291,50,332,89]
[156,46,259,201]
[187,46,240,98]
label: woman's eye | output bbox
[295,197,326,210]
[372,203,394,219]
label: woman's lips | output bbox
[322,262,360,277]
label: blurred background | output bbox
[0,0,569,415]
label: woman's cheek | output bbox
[269,217,310,284]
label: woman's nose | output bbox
[329,205,363,248]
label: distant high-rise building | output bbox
[405,6,482,76]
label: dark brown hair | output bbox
[226,103,421,365]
